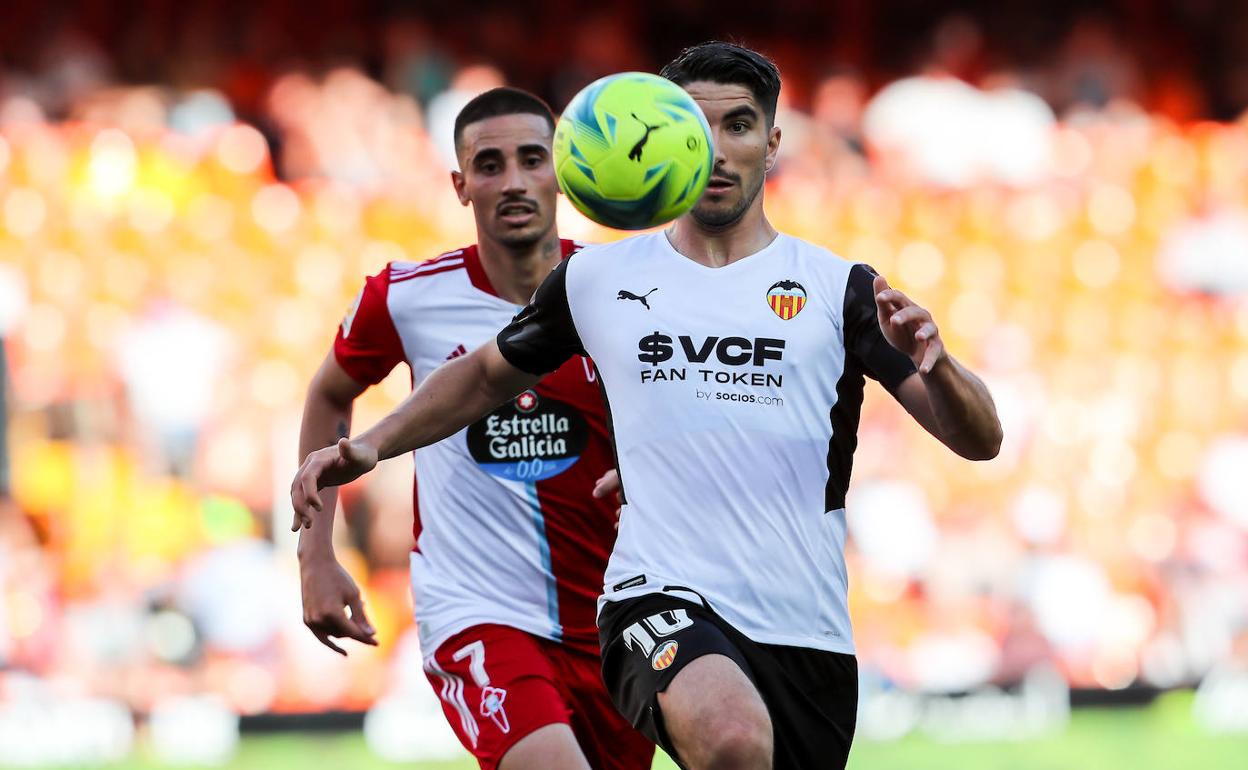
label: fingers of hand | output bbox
[876,287,910,309]
[312,629,347,656]
[592,470,619,499]
[919,337,945,374]
[290,471,315,530]
[339,437,374,470]
[346,595,377,640]
[889,305,930,328]
[308,608,374,650]
[301,469,323,513]
[591,478,610,499]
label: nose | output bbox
[500,160,526,196]
[710,128,728,169]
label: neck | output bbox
[666,198,777,268]
[477,233,563,304]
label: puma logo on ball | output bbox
[629,114,667,161]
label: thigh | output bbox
[497,723,590,770]
[598,594,764,763]
[424,624,573,770]
[658,653,773,770]
[548,642,655,770]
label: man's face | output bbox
[682,81,781,229]
[452,113,557,249]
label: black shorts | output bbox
[598,592,858,770]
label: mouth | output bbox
[498,201,537,226]
[704,177,736,195]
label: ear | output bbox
[764,125,781,174]
[451,170,470,206]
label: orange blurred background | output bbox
[0,1,1245,755]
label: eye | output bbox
[729,121,749,134]
[479,160,500,174]
[523,154,544,168]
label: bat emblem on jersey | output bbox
[766,280,807,320]
[618,288,658,309]
[479,686,511,733]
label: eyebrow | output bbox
[470,147,504,165]
[723,105,760,123]
[470,144,549,165]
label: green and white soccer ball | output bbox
[554,72,714,230]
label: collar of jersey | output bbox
[657,229,785,273]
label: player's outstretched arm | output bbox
[295,352,378,654]
[873,274,1003,461]
[290,339,541,527]
[295,352,367,540]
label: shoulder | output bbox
[772,235,876,325]
[774,234,863,301]
[781,234,857,276]
[387,246,472,285]
[565,232,663,271]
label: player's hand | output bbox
[873,274,946,374]
[291,438,379,531]
[299,555,377,655]
[592,469,624,529]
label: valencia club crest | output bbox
[767,280,807,320]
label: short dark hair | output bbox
[453,87,556,152]
[660,41,781,125]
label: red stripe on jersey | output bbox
[391,250,465,276]
[390,262,466,283]
[392,255,465,277]
[531,353,617,656]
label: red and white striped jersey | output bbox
[333,240,618,656]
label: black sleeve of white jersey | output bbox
[496,258,587,375]
[843,263,918,393]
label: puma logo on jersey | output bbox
[618,288,658,309]
[445,344,468,361]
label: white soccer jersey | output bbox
[496,232,917,654]
[334,241,621,657]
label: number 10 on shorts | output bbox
[621,609,694,664]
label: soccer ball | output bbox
[554,72,714,230]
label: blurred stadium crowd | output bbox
[0,0,1247,747]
